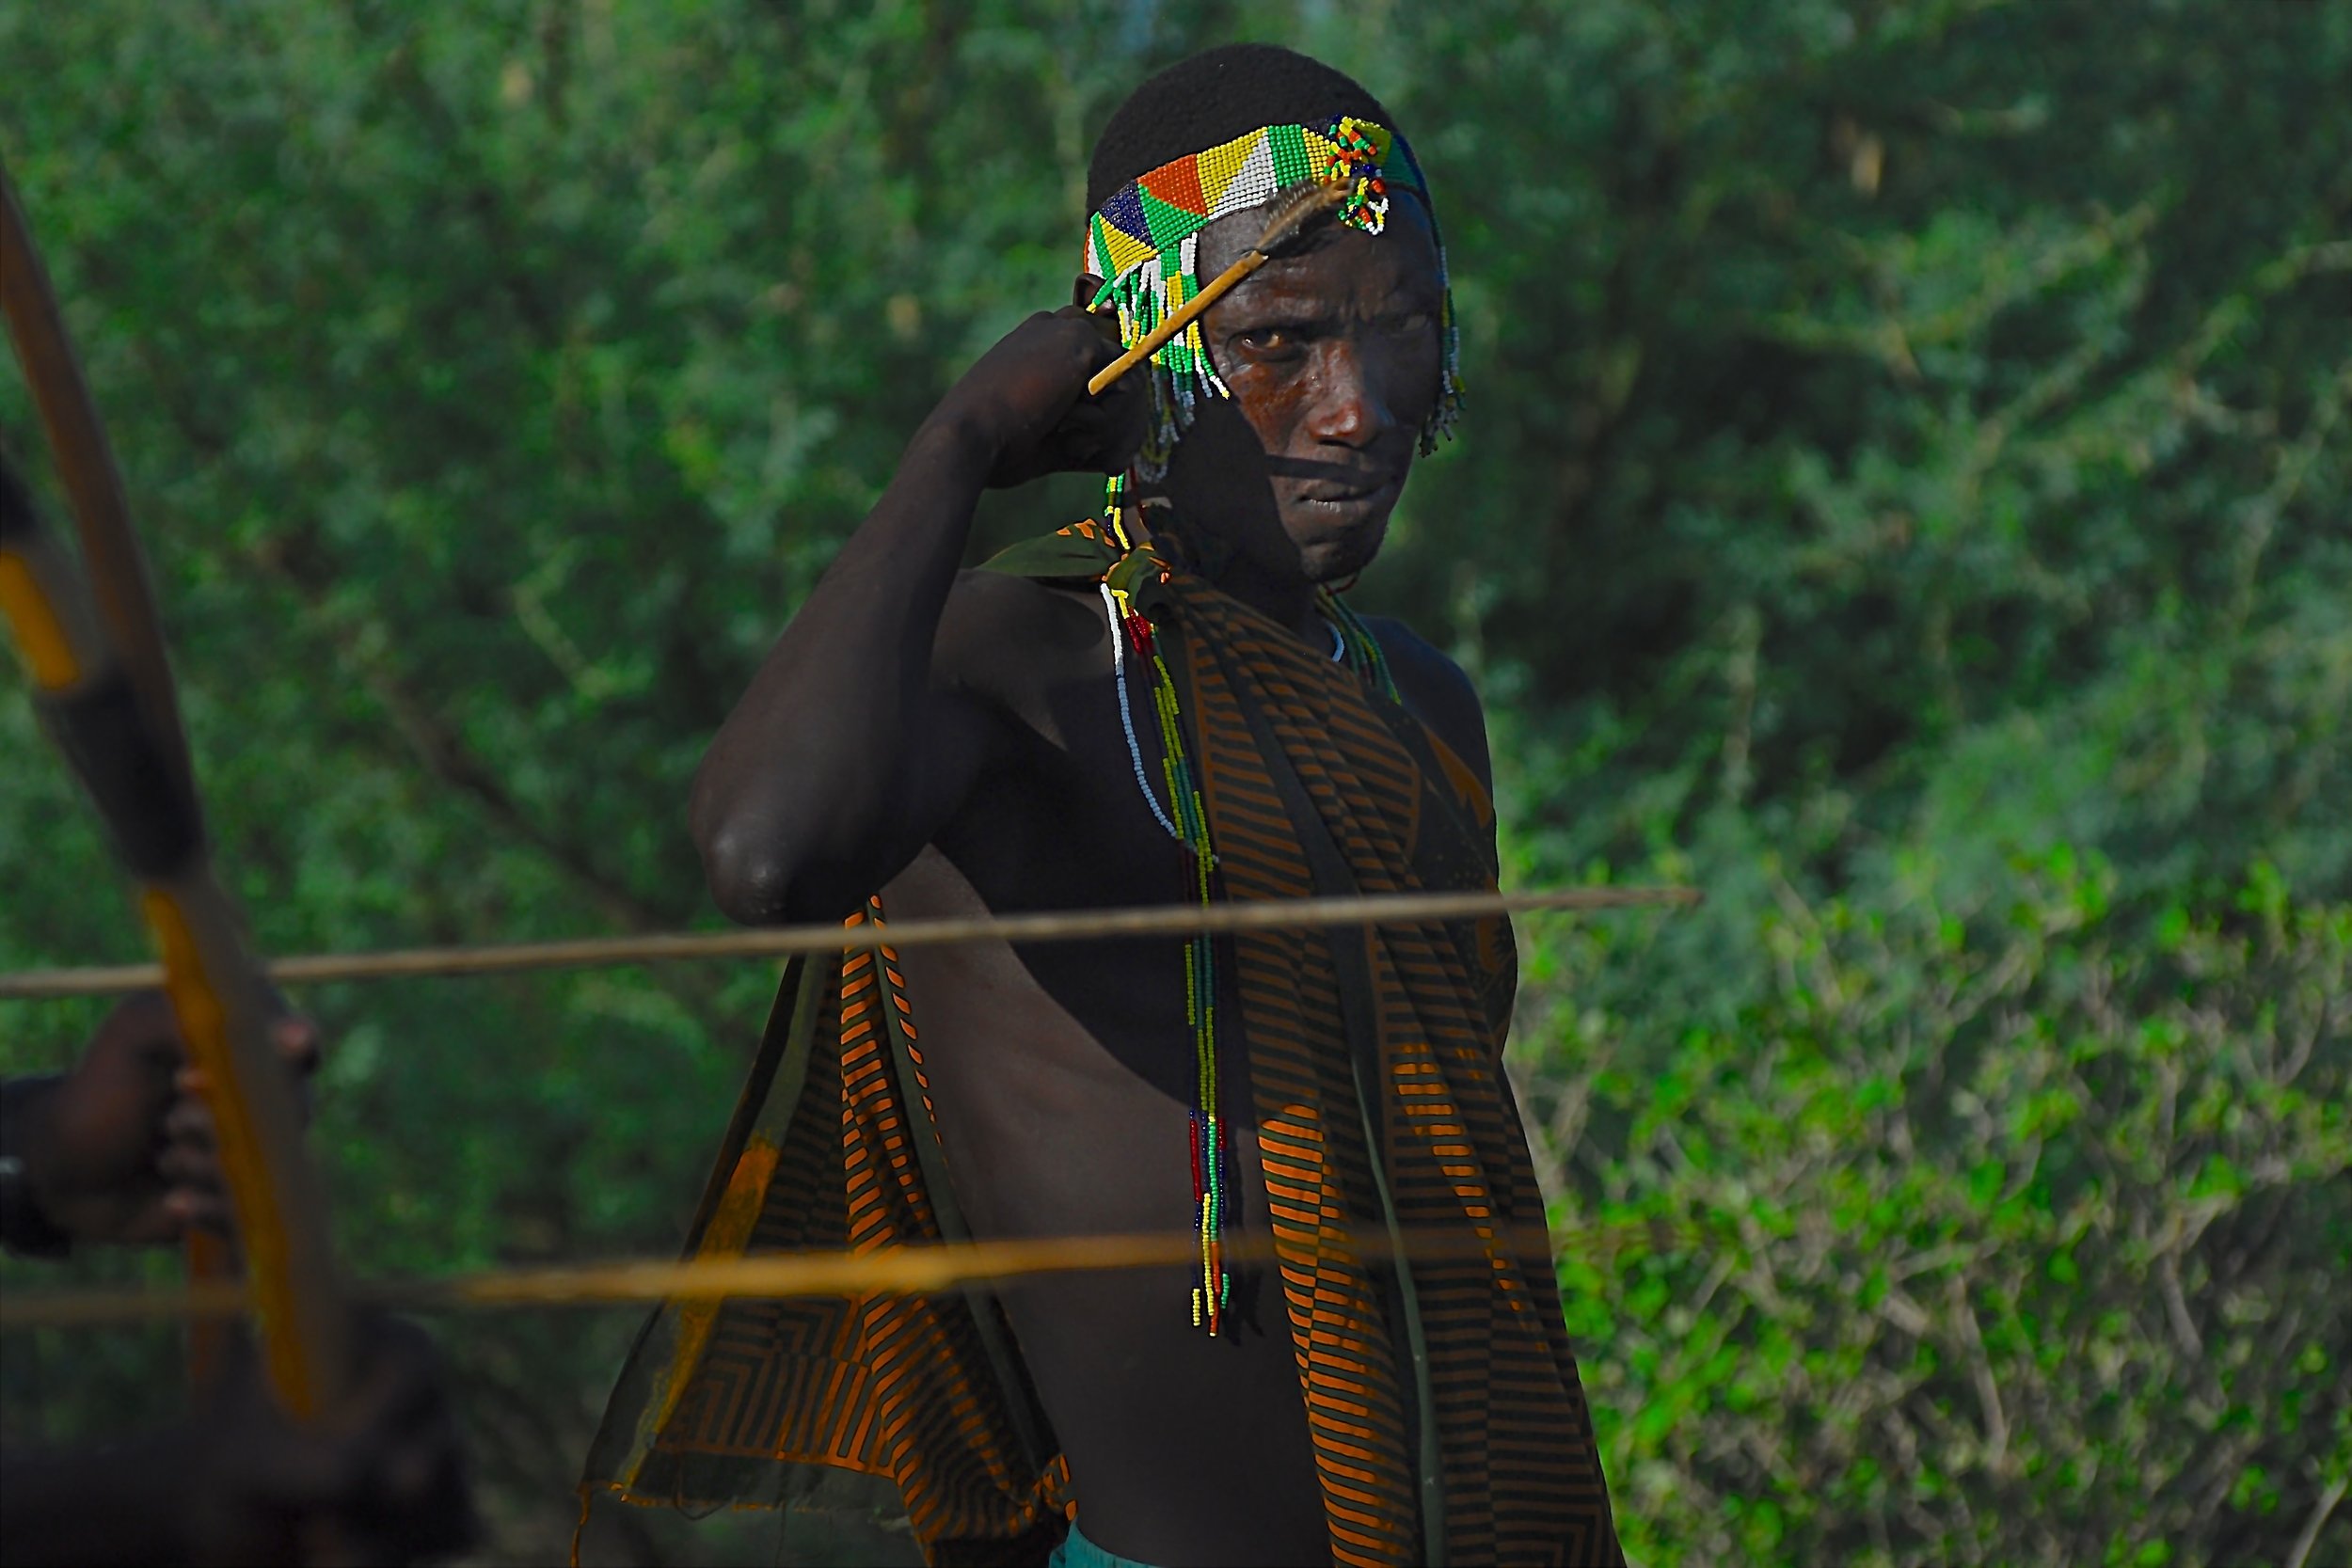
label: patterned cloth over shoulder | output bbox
[580,523,1623,1567]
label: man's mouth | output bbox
[1294,473,1402,516]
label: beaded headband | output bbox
[1082,115,1465,472]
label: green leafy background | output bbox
[3,3,2345,1564]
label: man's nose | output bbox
[1304,339,1395,449]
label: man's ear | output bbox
[1073,273,1105,310]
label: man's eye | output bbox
[1239,326,1302,353]
[1386,311,1434,336]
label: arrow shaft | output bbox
[1086,178,1347,398]
[0,1218,1710,1332]
[0,885,1701,1000]
[1088,248,1266,396]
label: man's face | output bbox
[1155,198,1446,586]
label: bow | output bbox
[0,153,353,1418]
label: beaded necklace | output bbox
[1099,486,1396,1334]
[1084,116,1435,1332]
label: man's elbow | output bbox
[694,809,805,927]
[690,761,883,926]
[696,836,771,926]
[691,759,786,924]
[698,816,871,928]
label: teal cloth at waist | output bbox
[1049,1523,1163,1568]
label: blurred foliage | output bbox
[1510,849,2349,1567]
[2,1,2345,1564]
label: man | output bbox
[1,994,477,1565]
[587,43,1621,1568]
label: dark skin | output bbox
[8,990,319,1243]
[694,197,1489,1568]
[1,996,478,1566]
[3,1314,477,1568]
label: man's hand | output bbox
[174,1315,481,1566]
[14,990,319,1246]
[928,303,1147,489]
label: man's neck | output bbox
[1144,515,1326,644]
[1207,555,1325,643]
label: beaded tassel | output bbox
[1100,560,1229,1333]
[1101,501,1396,1335]
[1103,475,1136,552]
[1319,588,1401,702]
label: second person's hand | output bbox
[21,991,320,1246]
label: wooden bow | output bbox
[0,153,353,1419]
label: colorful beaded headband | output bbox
[1082,115,1465,470]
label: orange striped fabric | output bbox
[1172,574,1619,1566]
[580,555,1620,1566]
[580,913,1072,1565]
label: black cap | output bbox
[1087,43,1401,214]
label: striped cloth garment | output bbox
[579,537,1621,1567]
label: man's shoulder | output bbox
[936,565,1105,697]
[1357,612,1492,785]
[1359,613,1481,711]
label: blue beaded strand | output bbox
[1102,583,1184,843]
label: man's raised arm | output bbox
[690,298,1139,927]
